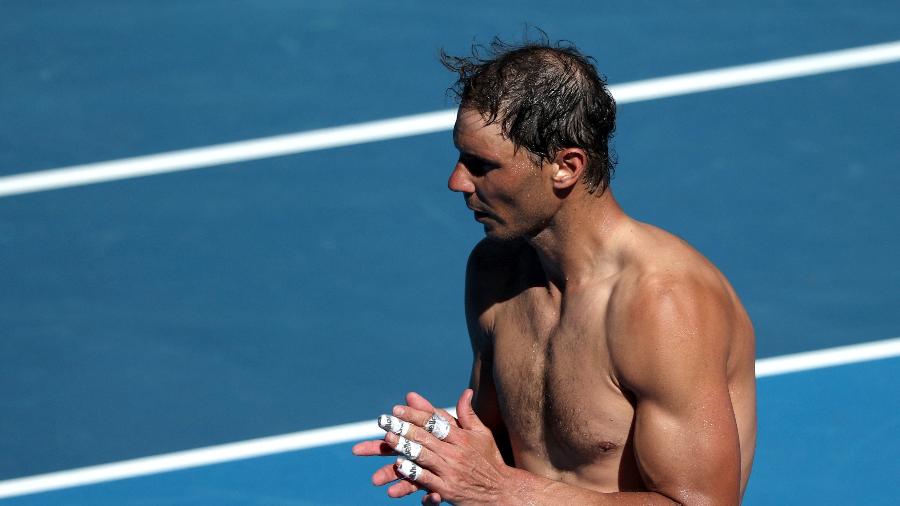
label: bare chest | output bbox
[490,291,636,472]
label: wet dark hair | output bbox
[441,34,617,194]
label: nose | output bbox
[448,161,476,194]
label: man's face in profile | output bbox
[449,109,553,241]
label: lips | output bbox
[467,204,491,220]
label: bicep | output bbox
[613,277,742,504]
[632,378,741,505]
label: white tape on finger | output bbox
[378,415,410,436]
[396,458,422,481]
[425,413,451,440]
[394,437,422,460]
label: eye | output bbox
[468,161,489,176]
[460,154,497,176]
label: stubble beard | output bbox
[482,214,552,244]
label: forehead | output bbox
[452,108,512,153]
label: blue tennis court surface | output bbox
[3,356,896,505]
[2,1,898,504]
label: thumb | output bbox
[456,388,486,432]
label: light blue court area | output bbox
[747,358,900,505]
[2,0,900,504]
[2,357,897,505]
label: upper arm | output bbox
[464,240,514,463]
[610,276,741,505]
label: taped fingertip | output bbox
[378,415,410,436]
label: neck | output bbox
[526,188,628,291]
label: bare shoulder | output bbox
[465,238,534,349]
[466,237,527,278]
[606,222,754,390]
[466,237,533,308]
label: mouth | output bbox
[466,204,491,221]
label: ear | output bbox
[550,148,587,190]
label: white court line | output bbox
[754,335,900,377]
[1,337,898,499]
[2,39,900,198]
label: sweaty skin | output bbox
[454,108,757,504]
[354,108,757,505]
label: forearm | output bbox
[501,467,679,506]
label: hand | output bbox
[352,391,458,504]
[358,389,512,505]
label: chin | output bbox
[483,224,525,242]
[484,218,551,243]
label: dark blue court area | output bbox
[1,1,898,504]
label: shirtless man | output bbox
[353,39,756,505]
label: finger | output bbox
[392,434,423,460]
[372,462,403,486]
[424,412,452,441]
[395,458,444,494]
[352,439,394,456]
[378,414,411,436]
[456,388,488,433]
[384,433,447,471]
[385,418,445,450]
[394,405,458,444]
[386,478,424,498]
[394,404,458,432]
[406,391,436,411]
[393,404,435,428]
[374,462,427,497]
[423,492,443,505]
[406,392,459,427]
[396,457,445,495]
